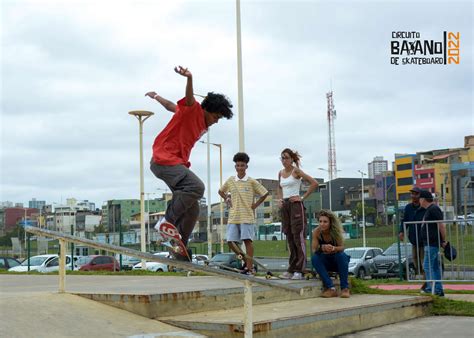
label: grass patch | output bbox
[431,297,474,316]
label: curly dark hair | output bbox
[233,152,249,164]
[281,148,302,168]
[201,92,233,119]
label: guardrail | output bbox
[25,226,307,338]
[402,219,473,293]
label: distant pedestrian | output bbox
[277,148,318,280]
[419,190,446,296]
[146,66,233,260]
[218,152,269,274]
[311,210,350,298]
[399,186,426,289]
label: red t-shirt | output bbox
[152,98,207,167]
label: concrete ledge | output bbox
[75,280,329,318]
[160,295,432,337]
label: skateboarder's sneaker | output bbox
[241,267,256,275]
[154,217,167,231]
[291,272,304,280]
[279,271,293,279]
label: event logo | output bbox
[390,31,460,65]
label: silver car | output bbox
[345,247,383,278]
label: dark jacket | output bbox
[421,203,444,247]
[399,203,426,247]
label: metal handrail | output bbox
[24,226,305,294]
[25,226,309,338]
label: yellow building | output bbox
[394,154,416,201]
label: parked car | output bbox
[79,255,120,272]
[208,253,242,270]
[8,254,58,272]
[115,254,141,271]
[192,254,209,266]
[132,252,170,272]
[207,253,257,272]
[357,222,375,228]
[344,247,383,278]
[371,243,415,280]
[37,255,76,273]
[0,256,21,270]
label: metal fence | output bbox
[401,219,473,286]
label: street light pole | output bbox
[236,0,245,152]
[206,133,212,258]
[129,110,154,268]
[200,140,224,253]
[358,170,367,247]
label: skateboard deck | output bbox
[158,221,191,262]
[227,242,279,279]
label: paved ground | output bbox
[1,275,473,337]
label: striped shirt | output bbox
[221,175,268,224]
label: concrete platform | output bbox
[74,277,329,318]
[160,294,432,337]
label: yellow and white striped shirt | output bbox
[221,175,268,224]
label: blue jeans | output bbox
[311,252,349,289]
[423,246,443,295]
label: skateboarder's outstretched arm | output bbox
[144,91,177,113]
[174,65,196,106]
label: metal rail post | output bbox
[59,239,66,293]
[243,280,253,337]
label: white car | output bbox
[37,255,80,273]
[9,254,58,272]
[192,254,209,266]
[132,252,170,272]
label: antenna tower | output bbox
[326,91,337,180]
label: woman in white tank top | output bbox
[277,148,319,280]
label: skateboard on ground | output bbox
[157,221,192,262]
[227,242,280,279]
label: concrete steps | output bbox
[159,294,433,337]
[76,279,328,318]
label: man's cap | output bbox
[419,190,433,199]
[409,187,422,193]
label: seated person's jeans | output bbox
[311,251,350,289]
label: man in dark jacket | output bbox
[420,189,446,296]
[399,187,426,277]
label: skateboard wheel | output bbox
[237,254,243,260]
[265,274,271,279]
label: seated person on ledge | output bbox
[311,209,350,298]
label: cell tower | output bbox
[326,91,337,180]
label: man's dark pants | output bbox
[150,161,205,246]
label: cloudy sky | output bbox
[1,0,472,208]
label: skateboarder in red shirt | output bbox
[145,66,233,260]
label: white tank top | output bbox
[280,169,302,198]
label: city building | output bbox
[368,156,388,179]
[29,198,46,210]
[394,154,416,201]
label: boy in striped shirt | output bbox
[219,152,269,274]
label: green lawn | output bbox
[4,226,473,266]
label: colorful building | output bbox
[394,154,416,201]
